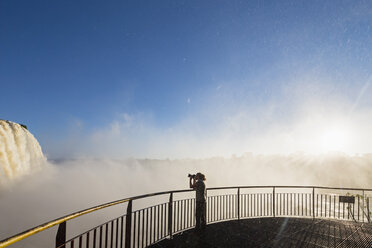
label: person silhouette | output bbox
[189,172,207,231]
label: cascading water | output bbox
[0,120,46,184]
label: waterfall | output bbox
[0,120,46,184]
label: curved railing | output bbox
[1,186,371,248]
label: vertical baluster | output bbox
[138,211,142,248]
[183,200,186,230]
[110,220,114,248]
[160,204,163,238]
[291,193,293,216]
[327,195,330,218]
[105,223,108,248]
[240,194,245,218]
[217,196,220,221]
[245,194,248,217]
[157,205,160,240]
[141,210,144,248]
[280,193,284,215]
[214,196,217,221]
[343,202,345,219]
[357,195,360,221]
[79,235,82,248]
[176,201,179,232]
[86,232,90,248]
[93,228,97,248]
[265,193,267,216]
[207,197,210,223]
[222,195,224,220]
[254,194,257,217]
[250,194,253,217]
[99,225,103,248]
[150,207,153,244]
[154,207,157,243]
[146,208,149,246]
[312,188,315,219]
[237,189,240,220]
[225,195,228,220]
[367,197,370,222]
[259,193,262,216]
[162,205,164,240]
[114,219,118,248]
[221,195,224,220]
[168,193,173,238]
[133,212,136,248]
[211,196,214,222]
[226,195,228,220]
[228,195,231,219]
[300,193,303,216]
[334,196,337,219]
[290,193,293,216]
[164,203,167,237]
[281,193,284,216]
[185,201,187,228]
[71,240,74,248]
[273,188,275,218]
[286,193,289,216]
[362,191,365,223]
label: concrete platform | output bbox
[150,218,372,247]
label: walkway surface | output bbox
[150,217,372,248]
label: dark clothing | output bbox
[194,179,206,229]
[195,201,206,230]
[195,180,206,202]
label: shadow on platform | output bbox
[150,218,372,248]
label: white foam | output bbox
[0,120,46,184]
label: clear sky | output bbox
[1,0,372,158]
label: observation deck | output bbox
[1,186,372,247]
[151,218,372,247]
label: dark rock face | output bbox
[0,119,27,130]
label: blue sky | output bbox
[1,0,372,158]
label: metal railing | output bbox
[1,186,371,248]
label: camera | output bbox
[188,174,196,179]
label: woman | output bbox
[189,172,207,230]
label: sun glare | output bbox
[320,125,351,153]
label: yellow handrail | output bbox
[0,188,192,247]
[0,199,129,248]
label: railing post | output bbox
[273,187,275,217]
[168,193,173,238]
[368,197,370,223]
[55,222,66,248]
[125,200,133,248]
[237,188,240,220]
[312,187,315,219]
[362,190,365,222]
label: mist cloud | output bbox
[44,74,372,159]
